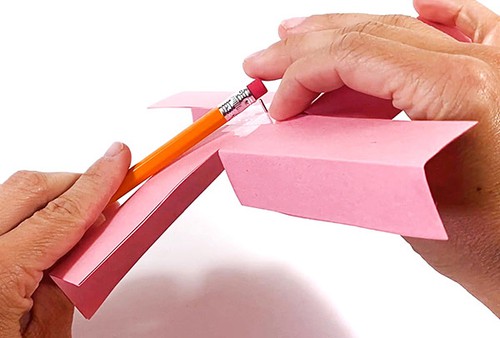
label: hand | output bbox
[243,0,500,315]
[0,142,131,337]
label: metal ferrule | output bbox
[218,88,257,121]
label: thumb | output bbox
[23,277,74,338]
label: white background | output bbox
[1,1,499,337]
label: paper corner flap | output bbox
[50,274,96,319]
[148,91,233,110]
[148,91,275,109]
[147,90,275,121]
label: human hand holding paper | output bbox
[0,143,130,337]
[243,0,500,316]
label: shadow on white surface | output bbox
[73,264,353,338]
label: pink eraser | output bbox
[247,79,267,99]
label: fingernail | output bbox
[104,142,123,157]
[280,17,306,30]
[244,49,265,61]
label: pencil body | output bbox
[110,108,226,202]
[110,79,267,202]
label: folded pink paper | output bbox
[219,114,474,239]
[50,91,271,319]
[50,88,475,319]
[50,128,231,319]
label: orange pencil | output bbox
[110,79,267,202]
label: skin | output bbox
[244,0,500,316]
[0,142,130,337]
[0,1,498,336]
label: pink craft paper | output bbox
[50,90,276,319]
[219,115,475,239]
[51,144,227,318]
[50,103,233,318]
[50,88,399,318]
[50,88,474,319]
[305,86,401,119]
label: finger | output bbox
[23,277,73,338]
[245,21,462,83]
[3,142,131,271]
[279,13,443,39]
[414,0,500,45]
[0,172,79,236]
[244,30,342,81]
[268,32,495,121]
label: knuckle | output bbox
[282,34,302,52]
[42,195,84,222]
[446,56,498,117]
[80,170,107,194]
[350,21,384,35]
[327,13,348,23]
[5,170,50,198]
[333,31,366,61]
[468,62,498,109]
[380,14,415,27]
[282,35,303,65]
[0,259,35,313]
[27,194,88,251]
[337,31,358,51]
[459,57,495,92]
[0,262,17,294]
[475,61,495,83]
[282,35,293,49]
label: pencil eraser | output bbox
[247,79,267,99]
